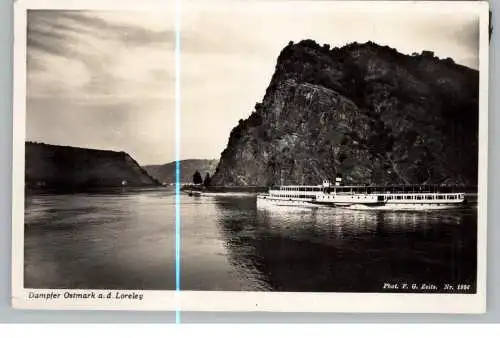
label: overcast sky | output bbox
[26,2,480,165]
[26,9,175,165]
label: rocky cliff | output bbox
[211,40,479,187]
[144,159,218,184]
[25,142,161,190]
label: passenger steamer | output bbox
[256,177,467,210]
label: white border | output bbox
[11,0,489,313]
[2,324,500,338]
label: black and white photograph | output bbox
[12,0,489,313]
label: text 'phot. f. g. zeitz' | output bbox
[11,0,490,314]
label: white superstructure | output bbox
[256,179,467,210]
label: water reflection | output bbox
[25,192,477,293]
[212,197,477,292]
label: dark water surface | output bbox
[25,189,176,290]
[25,190,477,293]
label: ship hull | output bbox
[257,195,467,211]
[256,195,317,207]
[338,202,466,211]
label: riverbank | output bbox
[181,185,268,194]
[25,185,171,195]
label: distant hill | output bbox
[25,142,160,190]
[144,159,218,184]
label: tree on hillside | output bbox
[203,173,211,187]
[192,170,203,185]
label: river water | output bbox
[24,189,477,293]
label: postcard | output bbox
[12,0,489,313]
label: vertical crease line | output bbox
[174,0,182,325]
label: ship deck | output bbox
[272,184,475,194]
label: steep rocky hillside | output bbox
[211,40,479,187]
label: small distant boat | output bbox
[256,178,468,211]
[188,191,201,197]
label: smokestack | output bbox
[335,174,342,186]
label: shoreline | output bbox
[181,185,268,194]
